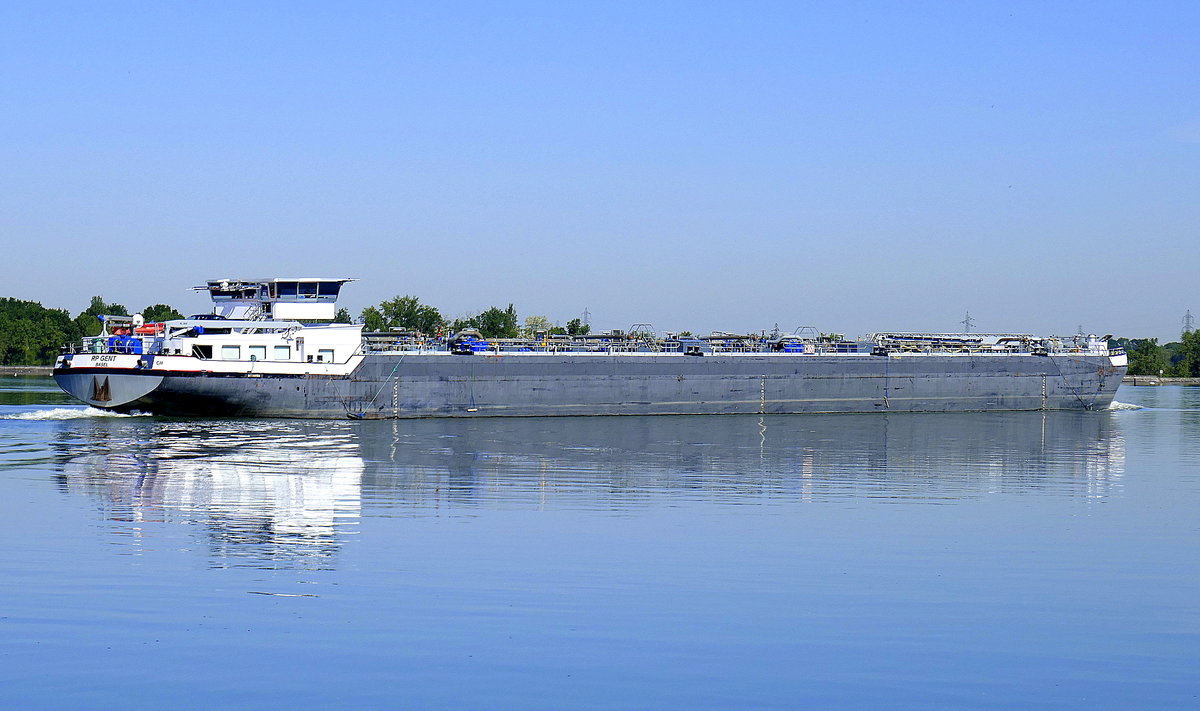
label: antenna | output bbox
[582,307,590,328]
[960,311,974,333]
[1184,309,1195,338]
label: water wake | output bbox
[0,407,148,420]
[1107,401,1143,411]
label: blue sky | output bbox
[2,1,1197,339]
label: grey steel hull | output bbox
[54,353,1125,418]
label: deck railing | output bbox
[61,328,1117,358]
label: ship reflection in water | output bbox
[356,411,1125,510]
[54,410,1125,567]
[55,421,363,568]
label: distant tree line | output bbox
[1112,333,1200,377]
[0,296,184,365]
[358,294,589,339]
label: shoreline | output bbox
[5,366,53,376]
[1121,375,1200,386]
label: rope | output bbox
[349,357,404,417]
[882,353,890,409]
[1050,355,1093,410]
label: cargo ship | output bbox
[52,278,1126,418]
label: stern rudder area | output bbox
[52,369,165,409]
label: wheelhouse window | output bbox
[248,345,267,362]
[209,286,256,300]
[273,345,291,360]
[277,282,298,297]
[299,282,318,297]
[221,345,241,360]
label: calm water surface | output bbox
[1,376,1197,709]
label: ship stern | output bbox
[53,354,164,410]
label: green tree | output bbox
[1127,338,1168,376]
[475,304,520,338]
[566,318,590,336]
[1173,330,1200,377]
[360,306,386,332]
[523,315,552,337]
[74,295,129,336]
[449,305,521,338]
[378,295,445,334]
[142,304,184,322]
[449,316,477,333]
[333,307,353,324]
[0,298,81,365]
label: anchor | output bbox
[90,375,112,403]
